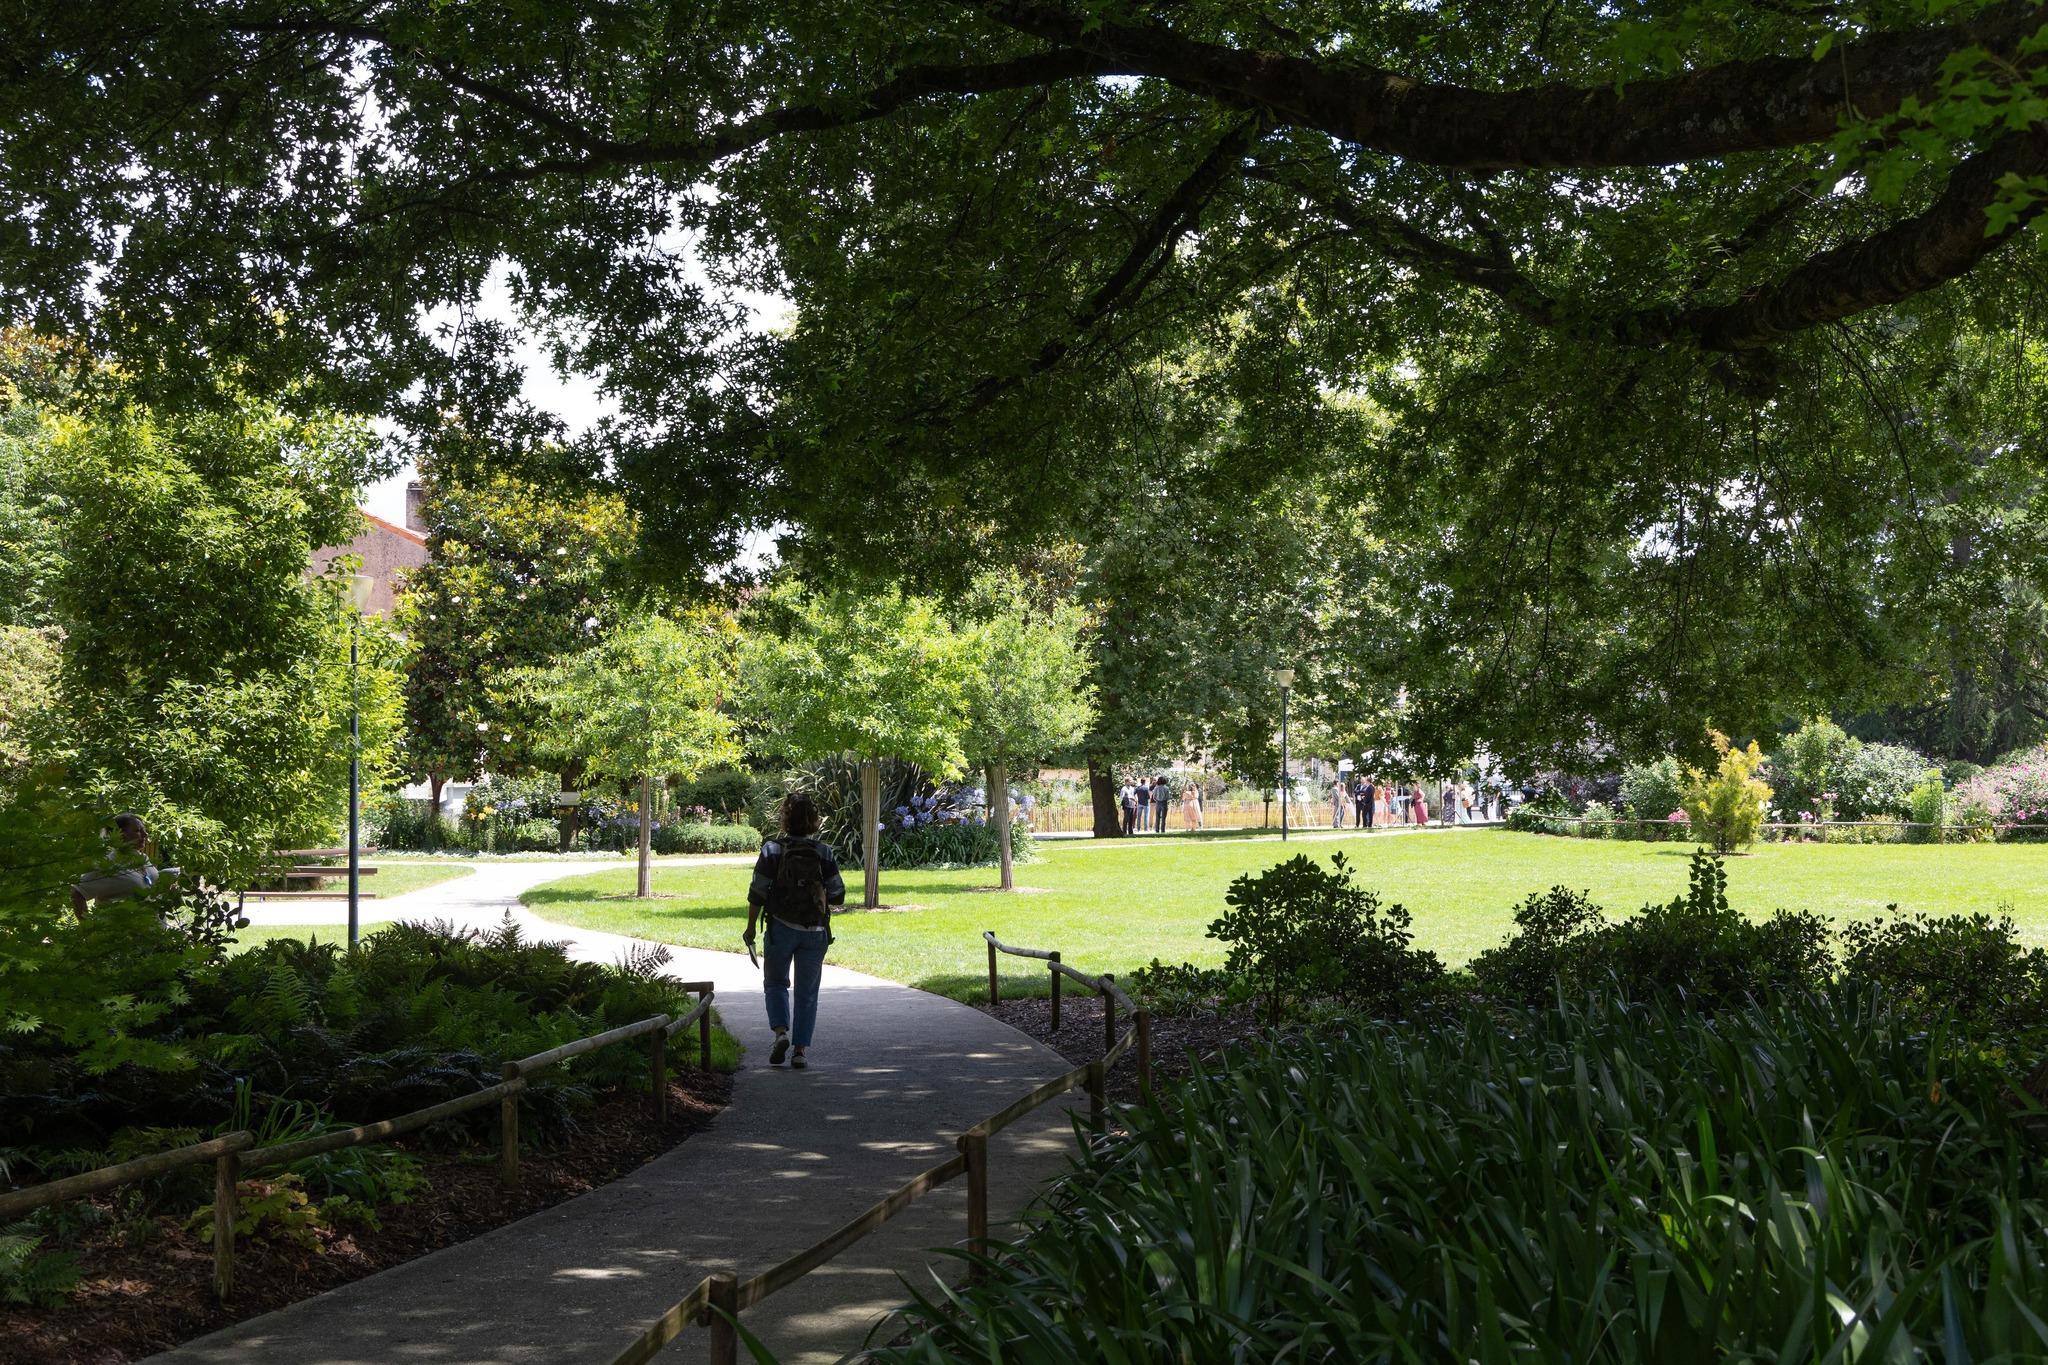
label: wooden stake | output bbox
[1101,974,1117,1056]
[1087,1059,1106,1129]
[499,1061,520,1189]
[960,1131,990,1282]
[650,1027,667,1126]
[1136,1008,1153,1100]
[1048,952,1061,1031]
[706,1273,739,1365]
[697,987,713,1071]
[212,1149,237,1301]
[986,933,999,1005]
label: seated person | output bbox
[71,812,158,915]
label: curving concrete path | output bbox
[151,861,1082,1364]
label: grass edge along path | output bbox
[520,829,2048,1001]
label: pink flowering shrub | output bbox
[1955,746,2048,838]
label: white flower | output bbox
[475,722,489,732]
[554,546,568,556]
[583,615,600,632]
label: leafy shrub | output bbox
[1617,755,1684,822]
[1505,789,1571,835]
[1678,729,1771,852]
[1585,853,1831,1005]
[1467,886,1605,1005]
[1833,741,1933,820]
[365,792,458,851]
[460,773,566,849]
[1770,716,1858,816]
[878,818,1029,869]
[649,820,761,856]
[1906,769,1948,838]
[1472,854,1829,1008]
[1955,744,2048,836]
[1839,912,2048,1050]
[884,991,2048,1362]
[1124,960,1253,1016]
[1576,800,1615,836]
[1818,814,1906,843]
[670,765,755,822]
[1210,853,1442,1024]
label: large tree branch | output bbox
[980,0,2047,171]
[1264,126,2048,361]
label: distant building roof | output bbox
[361,511,427,546]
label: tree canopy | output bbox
[8,2,2048,766]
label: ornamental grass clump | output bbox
[885,991,2048,1363]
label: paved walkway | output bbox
[154,863,1081,1364]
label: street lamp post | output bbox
[1274,668,1295,842]
[345,574,373,950]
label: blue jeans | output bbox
[763,918,829,1048]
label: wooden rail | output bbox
[2,981,717,1304]
[611,932,1151,1364]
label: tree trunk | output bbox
[557,760,585,853]
[988,760,1014,891]
[428,775,445,849]
[861,757,881,909]
[637,773,653,898]
[1087,756,1121,838]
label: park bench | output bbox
[246,847,381,899]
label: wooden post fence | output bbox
[987,934,1000,1005]
[706,1273,739,1365]
[212,1145,239,1301]
[1048,951,1061,1030]
[499,1061,521,1189]
[1136,1008,1153,1099]
[650,1027,667,1126]
[1087,1059,1106,1129]
[960,1130,990,1282]
[697,987,713,1069]
[1101,973,1117,1055]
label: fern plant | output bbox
[0,1222,80,1307]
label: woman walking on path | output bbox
[1180,778,1203,831]
[743,792,846,1069]
[1409,786,1429,825]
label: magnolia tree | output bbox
[962,574,1094,891]
[511,611,741,897]
[743,585,971,909]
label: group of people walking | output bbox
[1118,775,1202,835]
[1327,776,1500,829]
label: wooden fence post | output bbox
[697,988,713,1071]
[212,1147,238,1301]
[986,933,999,1005]
[1101,974,1117,1056]
[960,1131,989,1282]
[1136,1008,1153,1100]
[1087,1059,1106,1129]
[499,1062,521,1189]
[650,1026,667,1126]
[705,1273,739,1365]
[1048,952,1061,1031]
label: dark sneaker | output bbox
[789,1049,808,1069]
[769,1033,789,1066]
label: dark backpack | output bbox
[767,839,831,929]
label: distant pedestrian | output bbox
[1119,780,1138,836]
[1330,780,1346,829]
[1355,777,1373,829]
[743,792,845,1070]
[1409,786,1428,825]
[1151,776,1170,833]
[71,812,158,916]
[1181,778,1203,831]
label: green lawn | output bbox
[519,829,2048,1001]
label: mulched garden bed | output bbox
[1,1071,731,1365]
[979,995,1266,1105]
